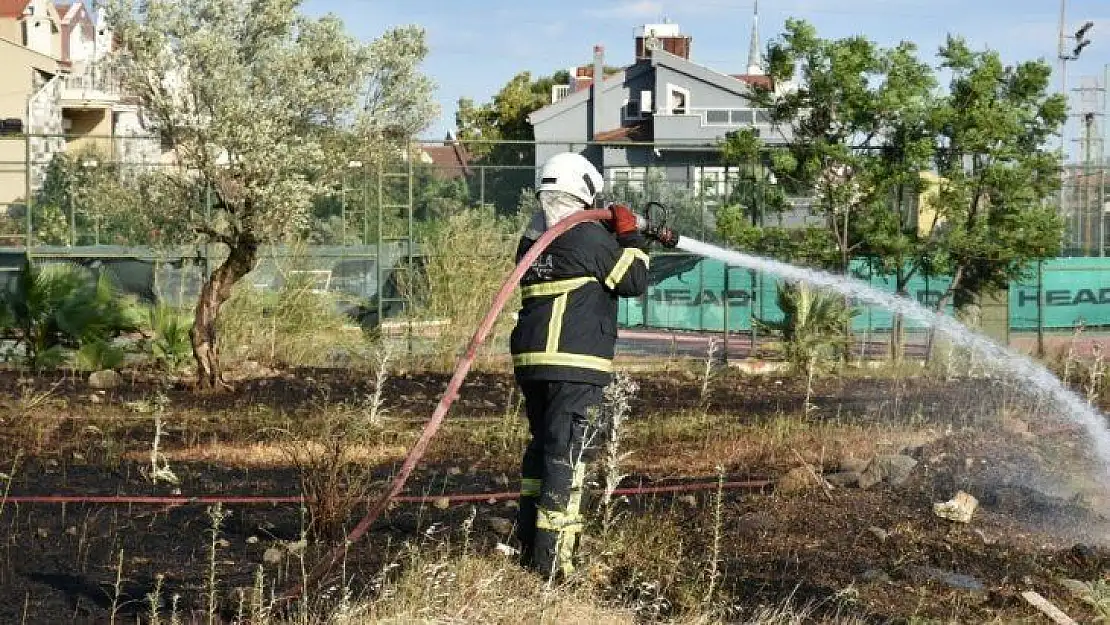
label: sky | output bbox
[301,0,1110,153]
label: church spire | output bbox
[746,0,763,75]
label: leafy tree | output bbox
[717,128,839,268]
[107,0,437,388]
[928,37,1066,324]
[751,19,896,275]
[455,67,619,214]
[847,41,939,361]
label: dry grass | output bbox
[352,553,637,625]
[625,410,941,476]
[120,440,409,468]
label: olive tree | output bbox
[107,0,437,388]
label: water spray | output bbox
[279,201,1110,603]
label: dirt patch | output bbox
[0,368,1108,623]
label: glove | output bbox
[608,204,639,237]
[651,226,678,248]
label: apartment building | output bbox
[0,0,158,211]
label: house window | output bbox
[666,85,690,115]
[705,110,730,125]
[693,166,731,202]
[623,98,644,121]
[730,109,753,124]
[607,166,648,192]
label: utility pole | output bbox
[1057,1,1095,254]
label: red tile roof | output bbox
[421,142,472,180]
[595,119,653,143]
[0,0,30,18]
[732,74,773,90]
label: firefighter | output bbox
[510,152,650,580]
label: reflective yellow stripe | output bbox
[521,478,542,497]
[536,508,584,532]
[513,353,613,372]
[545,293,568,353]
[520,277,596,299]
[605,248,650,289]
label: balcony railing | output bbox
[61,67,122,104]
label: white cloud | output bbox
[584,1,664,19]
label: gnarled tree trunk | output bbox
[191,236,259,390]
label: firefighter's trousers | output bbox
[516,380,601,579]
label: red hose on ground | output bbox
[280,209,615,602]
[0,481,774,507]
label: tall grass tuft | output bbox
[401,208,526,368]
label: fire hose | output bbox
[2,481,772,507]
[275,205,679,602]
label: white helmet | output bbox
[536,152,604,207]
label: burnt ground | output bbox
[0,367,1107,623]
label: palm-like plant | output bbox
[2,258,140,369]
[147,303,194,373]
[758,282,858,407]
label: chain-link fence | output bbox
[1060,164,1110,257]
[0,133,1106,340]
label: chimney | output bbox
[591,44,604,140]
[635,23,691,61]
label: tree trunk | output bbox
[924,266,964,364]
[191,236,259,390]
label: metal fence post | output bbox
[479,166,486,209]
[722,264,730,365]
[1036,259,1045,358]
[749,268,758,358]
[24,132,32,249]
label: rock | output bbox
[494,543,519,557]
[89,394,102,404]
[934,491,979,523]
[777,466,822,495]
[88,370,121,390]
[263,547,284,564]
[284,539,307,555]
[861,569,891,583]
[859,455,919,490]
[433,497,451,510]
[839,457,871,474]
[866,526,890,543]
[246,536,259,545]
[216,538,231,549]
[486,517,515,536]
[826,471,861,488]
[912,566,984,591]
[446,466,463,476]
[503,500,519,511]
[973,529,996,545]
[678,495,698,507]
[1059,578,1092,599]
[36,528,49,539]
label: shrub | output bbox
[1,258,140,369]
[146,303,194,373]
[403,208,526,365]
[757,281,857,376]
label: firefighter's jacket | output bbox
[510,213,650,386]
